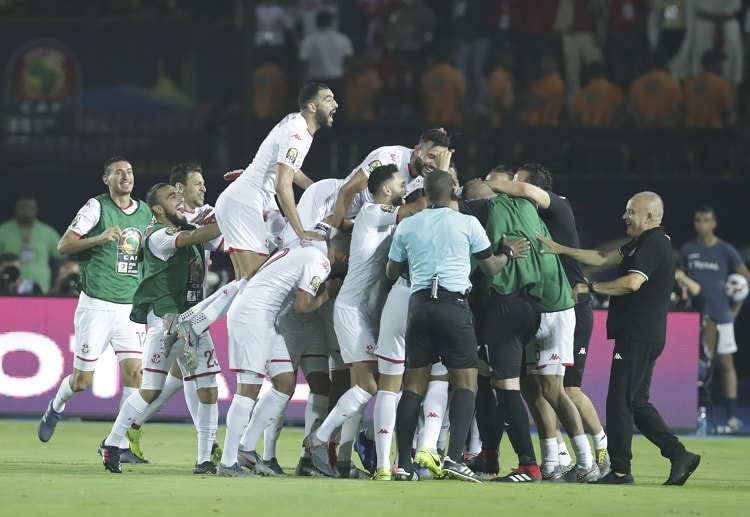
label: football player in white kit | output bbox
[175,83,338,351]
[304,164,427,478]
[216,230,351,477]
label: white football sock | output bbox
[300,394,329,458]
[558,439,573,467]
[374,390,398,469]
[337,405,364,465]
[541,437,559,473]
[196,402,218,464]
[135,373,184,426]
[315,385,371,443]
[119,387,139,449]
[421,380,448,451]
[52,375,76,413]
[571,434,594,469]
[182,379,201,430]
[220,394,255,467]
[263,409,287,461]
[592,429,607,450]
[105,392,149,447]
[239,388,289,452]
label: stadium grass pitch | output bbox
[1,419,747,516]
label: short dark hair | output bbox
[367,164,400,195]
[0,252,20,264]
[169,162,203,186]
[316,10,334,28]
[418,128,451,149]
[298,82,330,110]
[424,169,455,203]
[517,163,553,191]
[103,156,130,174]
[695,205,716,218]
[145,182,170,209]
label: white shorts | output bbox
[227,311,282,375]
[376,279,409,375]
[334,304,378,366]
[526,308,575,376]
[73,292,145,371]
[265,337,295,379]
[703,320,738,355]
[214,191,272,255]
[141,311,221,391]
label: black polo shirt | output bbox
[607,226,675,343]
[540,192,590,303]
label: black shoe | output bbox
[193,461,218,475]
[591,470,635,485]
[295,457,322,477]
[98,441,122,474]
[664,452,700,486]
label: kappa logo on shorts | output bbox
[578,348,586,355]
[549,353,560,361]
[614,353,623,360]
[284,148,299,163]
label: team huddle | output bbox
[37,83,703,486]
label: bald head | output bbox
[632,191,664,223]
[624,191,665,238]
[462,179,496,201]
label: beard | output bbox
[165,211,189,230]
[315,108,332,128]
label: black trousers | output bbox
[607,335,686,474]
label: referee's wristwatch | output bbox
[587,281,598,294]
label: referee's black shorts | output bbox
[405,288,479,370]
[478,286,541,380]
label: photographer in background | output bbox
[0,194,62,293]
[49,258,80,297]
[0,252,43,295]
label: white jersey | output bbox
[336,202,399,315]
[345,145,422,218]
[68,197,141,236]
[183,203,223,252]
[235,238,330,316]
[221,112,313,208]
[279,177,344,247]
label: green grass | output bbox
[1,419,747,516]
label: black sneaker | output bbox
[663,451,700,486]
[263,457,287,476]
[295,457,322,477]
[336,461,370,479]
[591,470,635,485]
[394,467,420,481]
[98,441,122,473]
[193,461,218,475]
[441,457,482,483]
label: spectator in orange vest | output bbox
[521,53,566,126]
[570,61,624,126]
[684,49,732,128]
[418,48,468,128]
[488,50,516,127]
[344,52,382,123]
[627,51,682,127]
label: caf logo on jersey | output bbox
[366,160,382,172]
[284,148,299,163]
[309,276,321,293]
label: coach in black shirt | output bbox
[537,191,700,486]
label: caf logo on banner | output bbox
[5,38,81,133]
